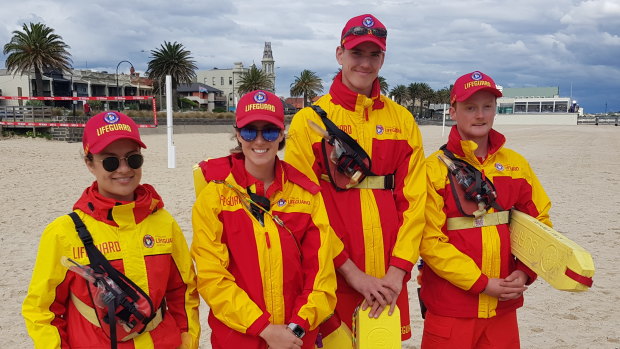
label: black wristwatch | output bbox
[287,323,306,339]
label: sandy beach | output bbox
[1,124,618,348]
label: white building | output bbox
[0,68,152,110]
[194,42,276,111]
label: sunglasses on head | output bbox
[342,26,388,40]
[90,153,144,172]
[238,127,282,142]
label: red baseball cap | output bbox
[450,71,503,104]
[341,14,387,50]
[235,90,285,129]
[82,111,146,154]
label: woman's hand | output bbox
[259,324,303,349]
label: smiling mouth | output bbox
[253,148,268,154]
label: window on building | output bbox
[541,102,554,113]
[221,77,224,85]
[229,77,233,85]
[527,102,541,113]
[514,103,526,113]
[498,103,513,114]
[555,102,568,112]
[212,77,215,85]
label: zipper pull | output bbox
[273,215,285,227]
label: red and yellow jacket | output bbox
[22,182,201,348]
[420,126,552,318]
[285,73,426,337]
[191,154,339,349]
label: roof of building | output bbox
[177,82,222,93]
[502,87,559,98]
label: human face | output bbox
[86,138,142,202]
[336,41,385,97]
[236,121,284,179]
[450,90,497,143]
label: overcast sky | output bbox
[1,0,618,113]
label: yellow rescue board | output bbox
[353,305,401,349]
[510,210,594,292]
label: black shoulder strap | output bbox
[310,105,375,176]
[68,212,141,300]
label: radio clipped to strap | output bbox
[310,105,394,191]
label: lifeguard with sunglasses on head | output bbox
[22,111,200,348]
[285,13,427,347]
[191,90,340,349]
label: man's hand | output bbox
[338,259,395,318]
[259,324,303,349]
[381,266,406,316]
[498,270,528,301]
[482,270,528,301]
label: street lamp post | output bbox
[116,60,134,111]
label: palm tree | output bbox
[146,41,197,110]
[418,83,435,118]
[290,70,323,108]
[389,84,408,106]
[237,64,273,95]
[3,22,72,97]
[407,82,434,117]
[378,76,389,95]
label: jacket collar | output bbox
[446,125,506,163]
[329,71,384,112]
[73,181,163,226]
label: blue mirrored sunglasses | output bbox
[239,127,282,142]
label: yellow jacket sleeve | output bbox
[168,219,201,349]
[22,217,71,349]
[419,158,485,291]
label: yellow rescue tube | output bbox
[353,305,401,349]
[510,210,594,292]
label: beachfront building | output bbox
[194,42,276,111]
[498,87,582,116]
[177,83,224,112]
[430,86,581,125]
[0,68,153,110]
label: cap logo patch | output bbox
[495,163,504,171]
[277,199,286,207]
[104,112,120,124]
[254,91,267,103]
[471,71,483,81]
[363,16,375,27]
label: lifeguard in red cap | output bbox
[191,90,339,349]
[418,71,553,348]
[22,111,200,348]
[285,14,427,346]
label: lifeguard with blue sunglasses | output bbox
[191,90,341,349]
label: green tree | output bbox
[407,82,434,117]
[378,76,389,95]
[3,22,72,97]
[389,84,408,105]
[146,41,197,110]
[237,64,273,95]
[290,69,323,108]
